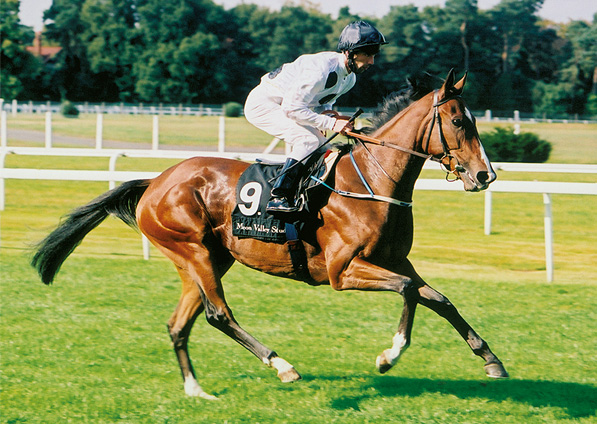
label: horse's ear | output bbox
[439,69,455,100]
[440,69,467,98]
[453,71,467,95]
[444,68,455,89]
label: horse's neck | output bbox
[353,102,431,201]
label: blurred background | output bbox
[4,0,597,119]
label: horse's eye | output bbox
[452,118,464,128]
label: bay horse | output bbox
[32,70,508,399]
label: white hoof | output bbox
[184,378,218,400]
[376,350,394,374]
[266,357,302,383]
[198,392,219,401]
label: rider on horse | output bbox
[244,21,387,214]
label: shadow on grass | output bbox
[323,376,596,418]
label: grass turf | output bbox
[1,116,596,422]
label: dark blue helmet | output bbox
[337,21,387,53]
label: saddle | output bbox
[231,148,344,282]
[231,148,342,243]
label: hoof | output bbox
[268,356,301,383]
[278,367,302,383]
[184,379,219,399]
[484,362,509,379]
[198,392,220,401]
[376,351,393,374]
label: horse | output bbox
[32,70,508,399]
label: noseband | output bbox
[345,90,466,182]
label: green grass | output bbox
[2,255,596,423]
[475,121,597,164]
[1,117,596,422]
[5,113,597,163]
[5,113,275,149]
[1,168,596,422]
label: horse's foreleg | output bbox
[168,267,217,399]
[330,257,419,374]
[376,289,418,374]
[418,284,509,378]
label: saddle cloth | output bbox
[231,150,340,243]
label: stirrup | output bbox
[266,197,299,213]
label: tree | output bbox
[481,0,546,110]
[433,0,480,70]
[376,5,429,92]
[11,0,593,115]
[80,0,141,101]
[43,0,99,100]
[563,19,597,113]
[489,0,544,73]
[0,0,41,100]
[255,6,333,70]
[133,0,253,103]
[135,32,226,103]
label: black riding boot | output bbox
[266,158,303,214]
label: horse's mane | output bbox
[364,73,439,134]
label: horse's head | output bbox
[425,69,496,191]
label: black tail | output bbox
[31,179,151,285]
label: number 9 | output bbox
[238,182,262,216]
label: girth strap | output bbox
[284,222,317,284]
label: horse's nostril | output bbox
[477,171,489,184]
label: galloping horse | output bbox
[32,70,508,399]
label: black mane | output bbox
[365,73,439,134]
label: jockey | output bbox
[244,20,387,214]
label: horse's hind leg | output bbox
[167,266,216,399]
[184,249,301,384]
[417,283,509,378]
[140,180,299,392]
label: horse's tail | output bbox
[31,179,152,285]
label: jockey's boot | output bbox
[266,158,303,214]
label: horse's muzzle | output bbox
[461,169,496,192]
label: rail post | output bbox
[142,235,151,260]
[218,116,225,152]
[95,113,103,149]
[108,152,124,190]
[543,193,554,282]
[152,115,159,150]
[1,111,7,148]
[484,190,493,235]
[45,112,52,148]
[0,149,11,211]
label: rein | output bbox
[310,150,413,208]
[345,90,465,182]
[315,90,466,208]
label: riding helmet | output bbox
[337,21,388,53]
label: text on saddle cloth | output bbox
[231,150,341,243]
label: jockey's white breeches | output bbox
[244,85,327,162]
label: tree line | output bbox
[2,0,597,117]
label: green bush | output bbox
[61,100,79,118]
[481,127,552,163]
[224,102,242,117]
[586,94,597,118]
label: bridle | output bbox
[310,90,470,208]
[345,90,466,182]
